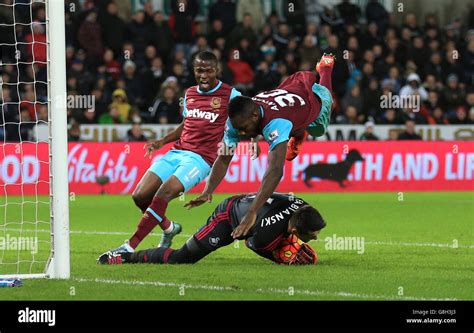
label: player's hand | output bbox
[144,139,165,158]
[184,192,212,209]
[231,210,257,239]
[292,243,317,265]
[249,137,260,160]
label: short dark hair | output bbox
[292,205,326,234]
[228,96,257,119]
[194,51,217,66]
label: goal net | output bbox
[0,0,69,279]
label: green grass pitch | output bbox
[0,192,473,300]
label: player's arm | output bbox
[144,122,184,158]
[145,91,189,158]
[231,118,293,239]
[231,141,287,238]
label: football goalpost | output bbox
[0,0,69,279]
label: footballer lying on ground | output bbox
[186,54,335,239]
[100,51,242,257]
[98,193,326,265]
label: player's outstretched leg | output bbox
[307,53,335,138]
[128,176,184,250]
[98,238,210,265]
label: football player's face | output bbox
[296,229,320,243]
[231,114,259,139]
[194,59,217,92]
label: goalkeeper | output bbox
[98,193,326,266]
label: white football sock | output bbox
[163,221,174,234]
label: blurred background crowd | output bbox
[1,0,473,143]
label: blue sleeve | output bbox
[182,93,187,117]
[262,118,293,151]
[229,88,242,101]
[223,118,240,148]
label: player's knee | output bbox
[156,185,180,202]
[132,190,149,211]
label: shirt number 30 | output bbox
[256,89,306,108]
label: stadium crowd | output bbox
[1,0,473,143]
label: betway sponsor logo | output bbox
[68,144,138,193]
[186,108,219,123]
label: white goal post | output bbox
[0,0,70,279]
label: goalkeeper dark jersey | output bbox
[193,193,309,262]
[126,193,311,265]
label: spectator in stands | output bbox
[68,120,81,142]
[227,49,254,94]
[103,48,121,80]
[442,45,464,81]
[299,35,321,69]
[337,105,360,124]
[150,11,174,60]
[424,52,443,80]
[362,78,382,120]
[463,37,474,85]
[449,106,470,124]
[108,89,131,123]
[77,9,103,60]
[172,62,191,88]
[99,106,122,124]
[209,0,237,35]
[337,0,361,26]
[360,121,379,141]
[81,108,98,125]
[380,108,402,125]
[397,120,422,140]
[99,2,126,56]
[150,86,181,124]
[254,61,281,93]
[142,56,166,106]
[424,91,442,112]
[227,13,257,51]
[427,107,449,125]
[126,123,147,142]
[170,0,199,56]
[30,104,49,142]
[423,74,443,94]
[365,0,389,34]
[400,73,428,101]
[465,90,474,112]
[208,19,226,49]
[25,21,47,68]
[16,107,34,141]
[341,84,364,117]
[127,10,151,57]
[283,0,306,36]
[443,74,465,112]
[304,0,324,26]
[122,60,144,107]
[320,5,344,34]
[407,36,429,72]
[237,0,265,32]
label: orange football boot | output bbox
[316,53,336,73]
